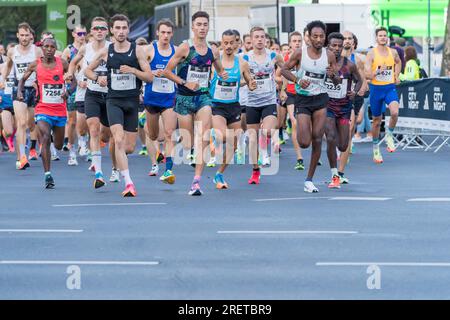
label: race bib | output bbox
[375,66,393,83]
[42,84,64,104]
[15,62,29,79]
[4,77,15,95]
[88,71,108,92]
[111,69,136,91]
[325,78,348,99]
[254,74,272,94]
[213,80,238,101]
[301,71,325,94]
[287,69,297,84]
[186,65,210,89]
[152,76,175,94]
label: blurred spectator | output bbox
[399,46,421,81]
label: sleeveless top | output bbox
[284,52,297,95]
[243,49,277,107]
[85,41,110,93]
[326,57,353,107]
[177,39,214,96]
[106,42,142,99]
[371,46,395,86]
[13,44,37,87]
[210,55,241,104]
[35,57,66,117]
[295,47,328,96]
[144,41,176,107]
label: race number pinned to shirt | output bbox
[152,76,175,94]
[15,62,30,80]
[88,71,108,92]
[254,74,272,94]
[301,71,326,95]
[4,77,15,95]
[186,65,210,89]
[325,78,348,99]
[375,66,393,83]
[287,69,297,84]
[213,80,238,101]
[42,84,64,104]
[111,69,136,91]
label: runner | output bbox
[243,26,285,185]
[1,22,43,170]
[68,16,115,188]
[281,20,340,193]
[17,38,72,188]
[0,43,16,154]
[279,31,305,171]
[163,11,228,196]
[210,29,255,189]
[324,32,363,189]
[85,13,152,196]
[142,19,177,184]
[365,26,401,164]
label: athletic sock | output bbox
[63,137,68,145]
[45,171,51,177]
[120,169,133,185]
[30,140,37,150]
[387,127,394,135]
[331,168,338,177]
[69,144,77,158]
[338,171,345,177]
[165,156,173,171]
[19,144,26,158]
[305,177,313,182]
[92,151,102,174]
[373,138,380,148]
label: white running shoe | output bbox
[148,164,159,176]
[68,155,78,166]
[262,154,271,167]
[51,152,60,161]
[207,156,216,167]
[109,168,120,182]
[304,181,319,193]
[362,135,373,143]
[79,143,89,157]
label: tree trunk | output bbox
[441,0,450,76]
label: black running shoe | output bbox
[45,174,55,189]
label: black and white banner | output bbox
[393,78,450,133]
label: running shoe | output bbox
[3,133,14,152]
[79,143,89,157]
[328,175,341,189]
[352,134,363,143]
[86,152,92,162]
[62,142,69,152]
[279,138,286,145]
[94,172,106,189]
[109,168,120,182]
[15,160,20,170]
[51,149,60,161]
[188,180,203,196]
[157,151,165,163]
[68,155,78,166]
[294,159,305,171]
[286,125,292,135]
[122,183,137,197]
[160,169,176,184]
[17,155,30,170]
[100,141,107,149]
[28,148,38,160]
[213,172,228,189]
[235,150,245,165]
[339,175,349,184]
[45,174,55,189]
[248,169,260,185]
[138,146,148,156]
[362,135,373,143]
[304,181,319,193]
[373,147,383,164]
[207,156,216,167]
[148,164,159,176]
[317,159,322,166]
[261,154,271,167]
[350,141,355,154]
[385,134,396,153]
[187,153,196,167]
[88,164,95,172]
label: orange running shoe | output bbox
[248,169,260,185]
[122,183,137,197]
[100,141,107,149]
[17,155,30,170]
[328,175,341,189]
[29,148,38,160]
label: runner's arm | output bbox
[0,50,14,88]
[126,45,153,83]
[240,58,256,91]
[327,50,341,85]
[349,62,363,98]
[364,50,375,80]
[355,55,368,95]
[62,59,76,99]
[392,48,401,84]
[280,48,301,83]
[85,48,107,81]
[162,43,189,85]
[67,45,86,78]
[212,46,228,80]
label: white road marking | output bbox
[218,230,358,235]
[253,197,329,202]
[407,198,450,202]
[0,229,83,233]
[52,202,167,207]
[0,260,159,266]
[329,197,391,201]
[317,262,450,267]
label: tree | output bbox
[441,0,450,76]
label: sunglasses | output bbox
[76,32,87,37]
[92,26,108,31]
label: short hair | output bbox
[303,27,308,36]
[135,37,148,45]
[353,34,358,50]
[307,20,327,35]
[17,22,32,32]
[288,31,302,43]
[73,25,86,32]
[395,37,406,47]
[41,31,54,39]
[42,37,56,45]
[232,29,241,38]
[250,26,265,36]
[375,26,388,36]
[222,29,235,38]
[110,14,130,28]
[281,43,289,50]
[192,11,209,23]
[156,19,174,31]
[327,32,344,43]
[91,16,107,25]
[243,34,251,41]
[404,46,417,63]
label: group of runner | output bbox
[0,11,401,196]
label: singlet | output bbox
[106,42,142,99]
[85,41,110,94]
[371,46,395,86]
[243,49,277,107]
[295,47,328,97]
[210,55,241,104]
[325,57,353,107]
[284,53,297,95]
[35,57,66,117]
[177,39,214,96]
[238,52,248,106]
[75,69,87,102]
[3,67,15,96]
[13,44,37,87]
[144,41,176,107]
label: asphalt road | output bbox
[0,137,449,299]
